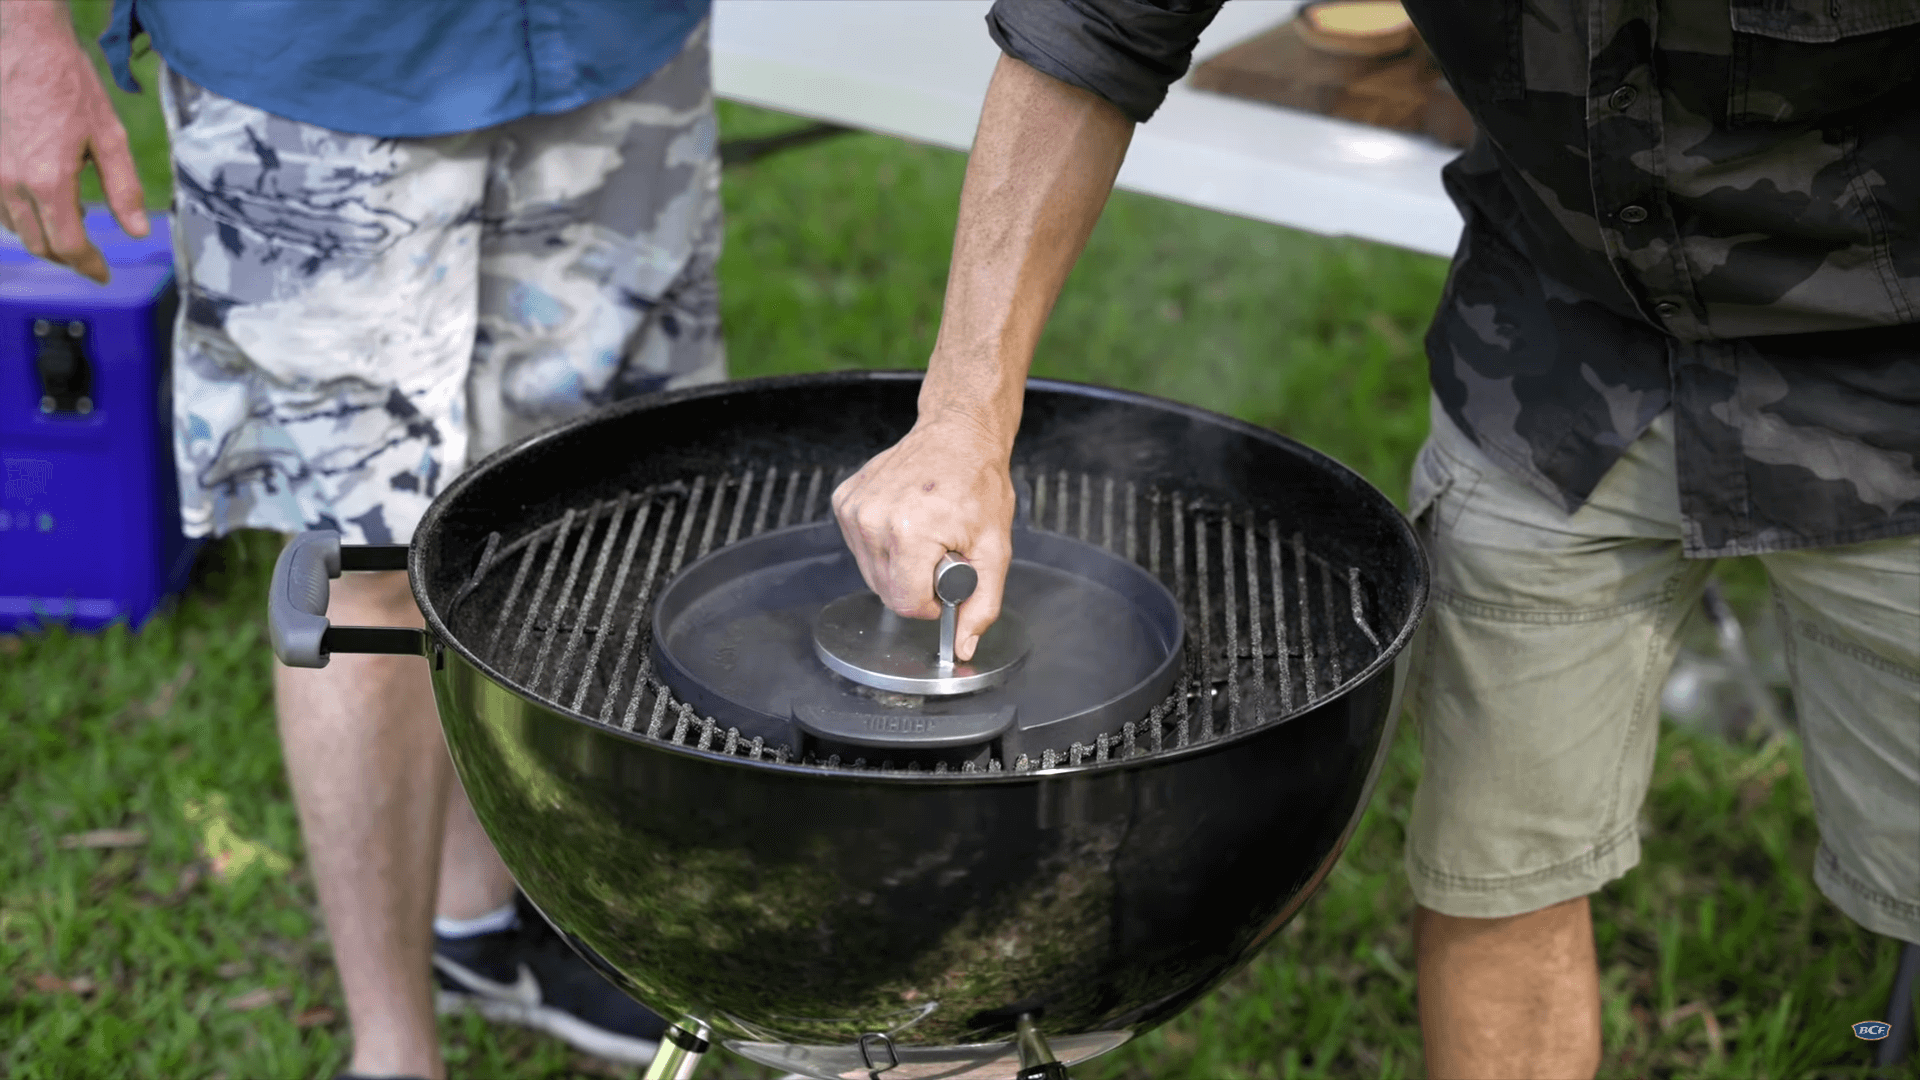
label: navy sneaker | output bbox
[432,895,665,1066]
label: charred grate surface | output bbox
[446,464,1390,774]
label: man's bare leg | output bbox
[275,569,453,1079]
[1416,898,1602,1080]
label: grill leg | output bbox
[1016,1015,1070,1079]
[645,1025,709,1080]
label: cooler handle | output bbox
[269,530,427,668]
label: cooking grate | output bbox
[445,462,1389,773]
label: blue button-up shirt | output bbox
[102,0,711,138]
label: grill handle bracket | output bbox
[270,530,428,668]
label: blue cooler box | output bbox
[1,207,198,632]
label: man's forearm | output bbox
[919,54,1134,449]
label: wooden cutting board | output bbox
[1188,16,1476,148]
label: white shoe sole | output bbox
[436,983,660,1066]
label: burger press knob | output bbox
[813,550,1030,696]
[934,552,976,670]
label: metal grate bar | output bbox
[1054,471,1069,534]
[696,474,728,559]
[1220,515,1241,735]
[1148,490,1162,577]
[1244,512,1266,726]
[725,468,754,547]
[641,685,671,736]
[802,466,824,523]
[1195,514,1214,742]
[1124,482,1137,563]
[1102,477,1115,550]
[1350,566,1382,652]
[667,476,707,577]
[1294,532,1317,703]
[1078,473,1090,541]
[450,531,503,613]
[1174,673,1191,748]
[1270,525,1294,714]
[487,531,544,658]
[551,493,634,699]
[508,508,575,675]
[776,469,798,529]
[572,495,653,712]
[1320,558,1342,687]
[527,502,602,693]
[1171,492,1191,737]
[752,466,777,535]
[602,495,680,724]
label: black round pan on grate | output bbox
[269,371,1429,1078]
[649,519,1184,769]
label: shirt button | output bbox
[1655,301,1681,318]
[1609,86,1637,111]
[1619,204,1649,223]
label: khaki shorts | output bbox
[1403,397,1919,943]
[160,22,724,546]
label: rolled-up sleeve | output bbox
[985,0,1226,123]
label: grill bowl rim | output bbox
[409,369,1432,783]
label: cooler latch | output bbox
[33,318,94,415]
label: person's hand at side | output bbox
[833,54,1134,660]
[0,0,148,283]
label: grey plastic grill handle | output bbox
[270,531,341,668]
[269,530,425,668]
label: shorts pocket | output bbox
[1410,413,1494,530]
[1408,441,1456,531]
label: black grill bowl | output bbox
[411,371,1427,1074]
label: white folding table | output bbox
[710,0,1463,258]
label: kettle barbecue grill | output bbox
[269,371,1429,1079]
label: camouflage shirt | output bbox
[988,0,1920,557]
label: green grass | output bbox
[7,3,1914,1077]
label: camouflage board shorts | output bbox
[159,21,724,546]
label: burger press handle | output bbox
[269,530,429,668]
[934,551,976,669]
